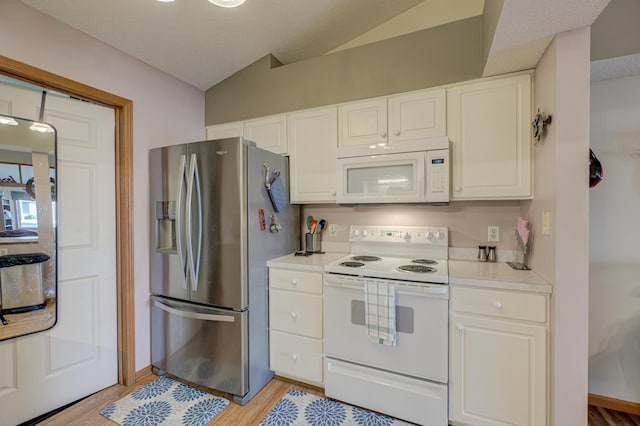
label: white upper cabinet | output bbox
[338,98,387,147]
[243,114,288,155]
[288,107,338,204]
[447,73,533,200]
[388,88,446,142]
[338,88,446,147]
[205,121,244,140]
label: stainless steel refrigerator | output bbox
[149,137,299,404]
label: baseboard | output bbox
[589,393,640,415]
[135,365,155,383]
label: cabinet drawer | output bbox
[269,330,323,385]
[269,268,322,294]
[270,289,322,338]
[451,286,547,323]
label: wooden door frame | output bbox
[0,55,135,386]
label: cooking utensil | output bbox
[310,219,318,234]
[306,215,313,232]
[318,219,326,232]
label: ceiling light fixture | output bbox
[29,122,54,133]
[207,0,246,8]
[0,116,19,126]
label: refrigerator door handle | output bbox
[154,300,236,322]
[186,153,202,292]
[192,154,203,291]
[176,154,188,289]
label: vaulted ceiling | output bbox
[20,0,630,91]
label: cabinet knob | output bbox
[493,301,503,310]
[380,131,387,138]
[394,130,401,137]
[456,323,464,332]
[291,279,297,287]
[291,353,298,361]
[291,311,298,319]
[331,191,336,196]
[455,187,462,192]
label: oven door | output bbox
[323,273,448,383]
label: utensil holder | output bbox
[305,233,321,253]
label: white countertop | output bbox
[267,252,347,272]
[449,260,552,293]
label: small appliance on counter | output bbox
[149,137,299,405]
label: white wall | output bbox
[589,74,640,404]
[0,0,205,370]
[524,28,591,425]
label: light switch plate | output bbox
[328,224,337,238]
[542,211,550,236]
[488,225,499,242]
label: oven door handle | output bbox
[324,275,449,297]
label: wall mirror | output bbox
[0,114,57,341]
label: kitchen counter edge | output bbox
[267,252,347,272]
[449,260,552,294]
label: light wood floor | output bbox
[34,370,640,426]
[38,369,324,425]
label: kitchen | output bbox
[0,0,637,425]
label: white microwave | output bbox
[335,137,450,205]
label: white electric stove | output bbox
[324,225,449,284]
[323,226,450,426]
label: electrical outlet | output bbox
[488,225,499,242]
[328,224,337,238]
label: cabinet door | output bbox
[244,115,288,154]
[205,121,243,140]
[448,74,532,200]
[288,107,338,203]
[338,98,387,147]
[449,313,547,426]
[388,88,446,142]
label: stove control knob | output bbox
[404,232,411,240]
[362,229,369,237]
[435,231,445,240]
[425,231,434,240]
[353,229,361,237]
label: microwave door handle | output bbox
[176,154,188,289]
[154,300,235,322]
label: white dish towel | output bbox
[364,279,397,346]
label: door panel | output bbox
[151,295,248,396]
[149,144,189,301]
[188,139,246,309]
[0,82,117,424]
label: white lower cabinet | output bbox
[449,286,548,426]
[268,267,324,386]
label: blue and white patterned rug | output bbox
[259,388,415,426]
[100,376,229,426]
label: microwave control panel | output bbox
[426,149,450,202]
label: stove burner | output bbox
[411,259,438,265]
[398,264,436,273]
[340,261,365,268]
[351,255,382,262]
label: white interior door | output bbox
[0,82,117,425]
